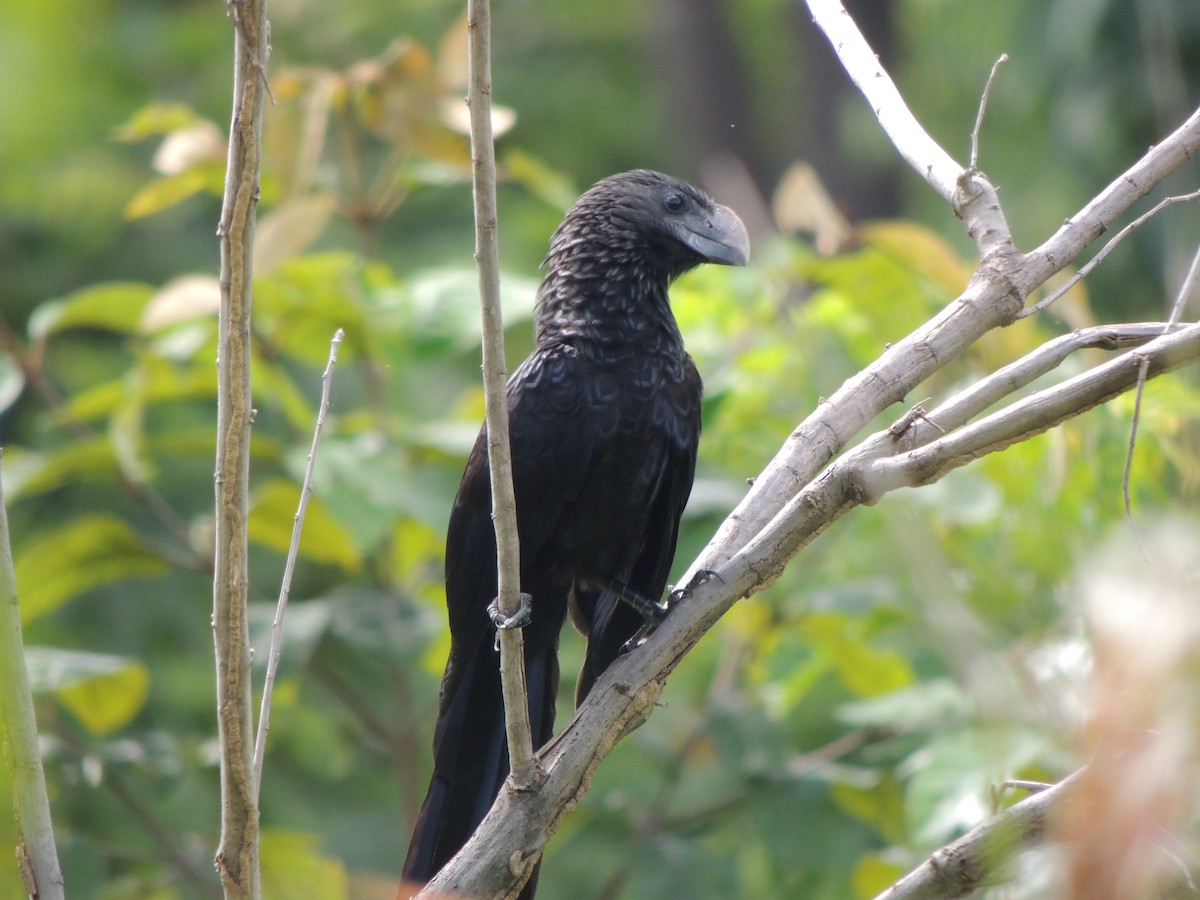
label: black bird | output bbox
[403,170,750,894]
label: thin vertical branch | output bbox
[970,53,1008,168]
[213,0,270,894]
[0,452,65,900]
[1120,238,1200,552]
[253,328,344,800]
[465,0,536,786]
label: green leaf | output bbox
[248,479,363,572]
[24,648,150,735]
[251,354,321,432]
[123,162,224,219]
[260,829,347,900]
[851,853,907,898]
[902,727,1050,846]
[28,282,156,340]
[254,253,369,366]
[0,441,119,500]
[406,266,538,349]
[503,147,577,209]
[839,679,971,732]
[112,102,204,142]
[797,612,914,698]
[249,600,336,673]
[14,516,168,623]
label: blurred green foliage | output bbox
[2,1,1199,898]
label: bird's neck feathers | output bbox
[533,261,684,353]
[533,222,691,353]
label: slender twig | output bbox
[1122,355,1152,558]
[1119,238,1200,556]
[1021,106,1200,295]
[0,451,65,899]
[860,324,1200,497]
[807,0,963,203]
[970,53,1008,168]
[873,769,1084,900]
[1166,238,1200,328]
[1019,189,1200,319]
[464,0,536,794]
[253,328,344,800]
[213,0,269,893]
[863,322,1186,457]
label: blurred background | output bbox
[2,0,1199,897]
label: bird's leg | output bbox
[590,578,669,623]
[619,568,724,654]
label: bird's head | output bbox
[545,170,750,282]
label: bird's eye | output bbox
[663,193,684,213]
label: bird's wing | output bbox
[574,359,702,702]
[411,345,597,879]
[440,343,594,692]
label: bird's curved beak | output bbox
[676,203,751,267]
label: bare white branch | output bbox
[807,0,963,203]
[858,322,1185,458]
[861,323,1200,497]
[253,328,344,800]
[872,770,1084,900]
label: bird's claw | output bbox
[620,621,658,655]
[488,593,533,649]
[617,598,668,655]
[668,567,723,605]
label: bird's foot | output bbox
[488,592,533,631]
[667,567,723,606]
[620,568,724,655]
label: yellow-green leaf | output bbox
[851,853,906,898]
[113,102,204,142]
[0,441,119,501]
[254,193,338,274]
[28,282,156,339]
[124,162,224,219]
[24,648,150,736]
[248,480,362,572]
[260,830,347,900]
[14,516,168,623]
[0,352,26,415]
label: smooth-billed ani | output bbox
[403,170,750,895]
